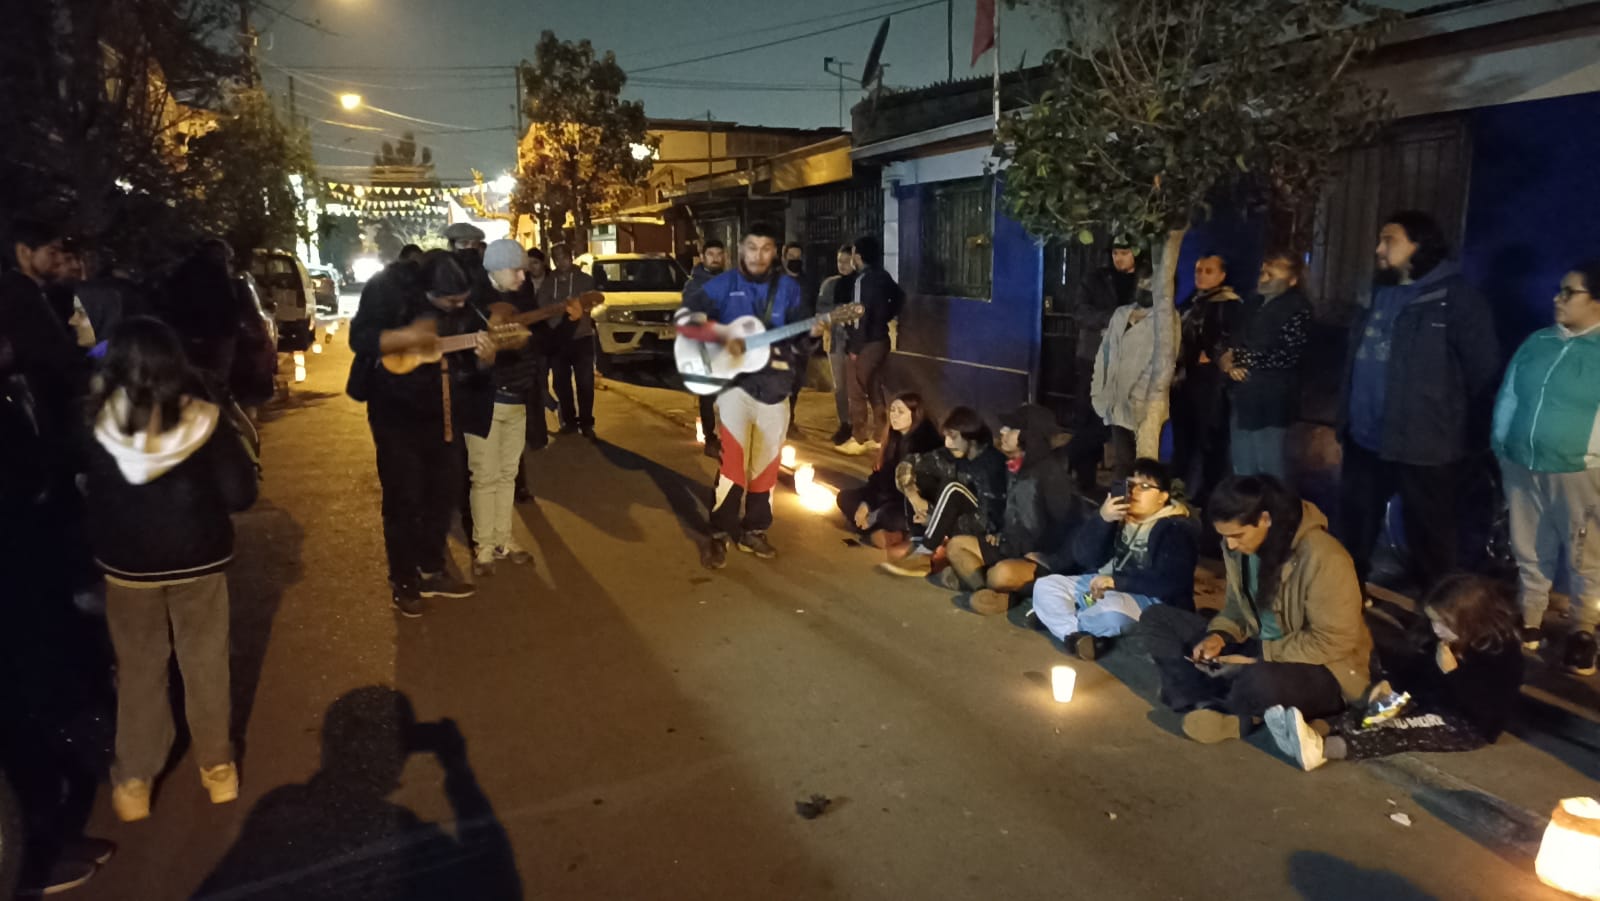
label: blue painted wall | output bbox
[1174,204,1267,308]
[1462,92,1600,354]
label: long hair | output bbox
[1208,475,1303,609]
[1422,574,1518,655]
[1384,210,1451,279]
[875,392,927,469]
[90,316,205,436]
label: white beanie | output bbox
[482,239,526,272]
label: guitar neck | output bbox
[436,332,482,354]
[744,316,822,350]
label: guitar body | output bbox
[675,316,771,395]
[379,349,442,375]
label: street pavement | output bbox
[69,336,1594,901]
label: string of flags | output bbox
[319,180,507,219]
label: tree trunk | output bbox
[1136,227,1187,460]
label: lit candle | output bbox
[780,445,797,469]
[1536,797,1600,899]
[1051,665,1076,703]
[794,463,814,492]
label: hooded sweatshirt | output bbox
[84,391,259,584]
[1062,502,1199,609]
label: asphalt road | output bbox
[67,337,1582,901]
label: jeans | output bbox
[1032,573,1160,640]
[552,337,596,429]
[847,340,890,442]
[106,573,232,783]
[828,347,850,430]
[711,387,788,535]
[1501,459,1600,631]
[1231,420,1288,481]
[371,419,459,589]
[465,401,527,552]
[1336,441,1462,592]
[1139,605,1345,727]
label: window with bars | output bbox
[917,177,993,298]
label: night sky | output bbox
[261,0,1061,182]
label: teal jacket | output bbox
[1492,323,1600,473]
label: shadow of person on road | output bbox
[192,686,521,901]
[226,499,304,765]
[1287,850,1441,901]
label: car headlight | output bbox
[607,307,635,324]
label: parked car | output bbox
[306,263,340,317]
[587,253,687,372]
[247,249,315,352]
[231,272,279,405]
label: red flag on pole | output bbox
[971,0,995,66]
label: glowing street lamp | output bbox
[339,93,363,111]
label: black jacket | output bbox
[84,396,258,583]
[1056,507,1200,610]
[348,263,491,436]
[909,444,1009,537]
[1337,265,1501,465]
[1074,266,1137,360]
[844,266,904,353]
[859,419,942,511]
[1177,286,1243,382]
[997,446,1087,558]
[1389,635,1524,742]
[1228,288,1311,430]
[0,270,86,455]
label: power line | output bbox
[253,0,339,37]
[631,0,942,74]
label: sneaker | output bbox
[419,570,475,599]
[701,535,729,570]
[557,422,579,435]
[737,530,777,559]
[200,762,239,804]
[928,567,963,592]
[580,426,596,440]
[1068,631,1100,661]
[472,547,497,578]
[111,779,151,822]
[497,544,534,565]
[830,425,852,446]
[1180,708,1241,744]
[392,587,426,618]
[835,438,871,456]
[1564,630,1598,676]
[1022,604,1047,631]
[1520,626,1545,651]
[969,589,1012,615]
[17,859,97,896]
[62,838,116,867]
[1265,705,1327,771]
[878,555,933,578]
[861,438,880,452]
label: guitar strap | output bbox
[440,355,453,443]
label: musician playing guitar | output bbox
[349,250,502,617]
[675,222,824,569]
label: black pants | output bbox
[371,420,460,590]
[1332,703,1487,759]
[551,337,596,430]
[1108,426,1137,482]
[1336,442,1462,592]
[925,482,979,546]
[1140,606,1346,728]
[525,351,552,449]
[699,395,718,445]
[1066,357,1107,494]
[1172,374,1231,506]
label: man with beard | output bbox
[675,223,822,568]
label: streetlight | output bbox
[339,93,362,111]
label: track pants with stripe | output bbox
[712,387,788,536]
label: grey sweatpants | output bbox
[1501,459,1600,632]
[107,572,233,784]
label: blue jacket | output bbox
[1058,505,1200,610]
[1492,323,1600,473]
[677,267,813,404]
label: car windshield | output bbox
[589,258,684,292]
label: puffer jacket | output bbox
[1091,302,1179,431]
[1207,501,1375,701]
[907,444,1009,537]
[1491,322,1600,473]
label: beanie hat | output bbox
[482,239,525,272]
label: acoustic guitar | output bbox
[380,290,604,375]
[675,303,864,395]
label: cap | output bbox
[997,403,1061,440]
[442,222,486,243]
[482,239,525,272]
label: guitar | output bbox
[380,290,604,375]
[675,303,864,395]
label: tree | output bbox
[185,86,315,256]
[996,0,1393,452]
[368,131,442,246]
[514,31,656,247]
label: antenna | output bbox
[860,18,890,90]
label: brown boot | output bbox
[969,589,1012,615]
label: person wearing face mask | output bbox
[686,240,727,460]
[815,244,858,445]
[1266,574,1523,771]
[1066,241,1141,493]
[1218,252,1311,483]
[1139,474,1373,744]
[837,235,905,456]
[1089,267,1177,481]
[1028,458,1197,659]
[1172,254,1242,507]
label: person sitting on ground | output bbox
[1029,458,1198,660]
[82,317,259,822]
[939,404,1084,613]
[879,406,1007,576]
[1265,573,1523,771]
[1139,474,1373,744]
[836,393,941,546]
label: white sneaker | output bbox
[201,762,239,804]
[472,546,497,577]
[836,439,870,456]
[112,778,152,822]
[1265,705,1326,772]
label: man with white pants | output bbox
[1030,458,1200,660]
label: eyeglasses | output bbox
[1557,287,1592,301]
[1127,480,1162,493]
